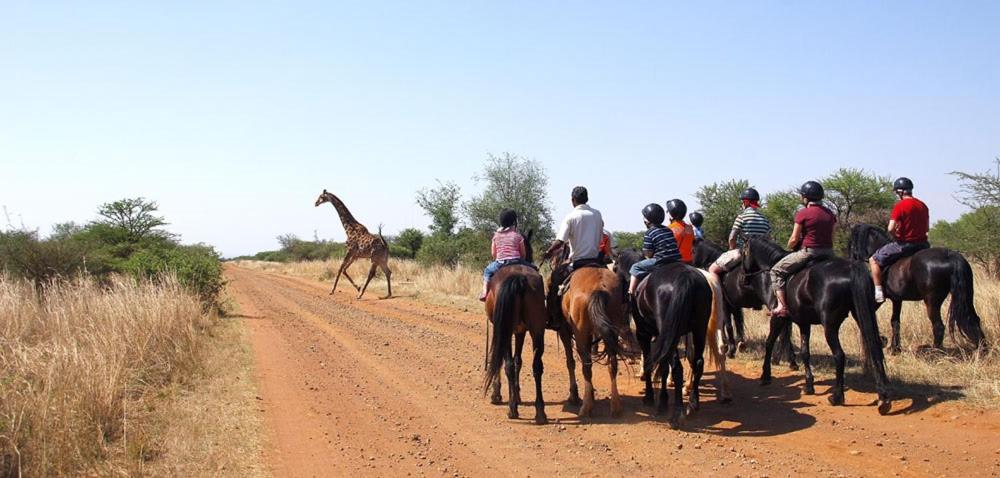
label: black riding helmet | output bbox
[799,181,825,201]
[893,177,914,192]
[642,203,666,226]
[739,188,760,202]
[689,211,704,227]
[665,199,687,220]
[498,209,518,228]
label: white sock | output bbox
[875,286,883,294]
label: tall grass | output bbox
[233,258,1000,407]
[0,275,210,476]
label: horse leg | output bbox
[798,322,815,395]
[686,337,706,416]
[724,309,737,358]
[577,333,595,418]
[513,332,525,405]
[926,298,945,350]
[823,317,847,406]
[357,262,379,299]
[608,348,623,417]
[783,320,799,370]
[889,299,903,354]
[760,315,784,386]
[669,353,685,428]
[530,329,547,425]
[504,342,519,419]
[559,327,581,406]
[490,376,503,405]
[734,307,747,353]
[638,330,655,405]
[682,334,694,397]
[656,357,670,416]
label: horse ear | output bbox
[526,229,534,241]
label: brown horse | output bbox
[545,247,635,418]
[482,232,549,424]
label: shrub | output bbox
[123,244,224,307]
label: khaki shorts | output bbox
[770,247,834,289]
[713,249,742,272]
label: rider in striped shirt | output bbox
[709,187,772,278]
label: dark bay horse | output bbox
[741,237,892,414]
[693,240,796,367]
[483,231,549,424]
[848,224,986,352]
[546,247,634,417]
[630,262,729,427]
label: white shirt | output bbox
[556,204,604,261]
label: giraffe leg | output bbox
[331,252,357,295]
[339,255,363,291]
[357,262,379,300]
[378,258,392,299]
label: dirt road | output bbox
[226,265,999,477]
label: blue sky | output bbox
[2,1,997,257]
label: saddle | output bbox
[554,258,607,296]
[496,258,538,272]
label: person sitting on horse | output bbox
[769,181,837,317]
[627,203,682,298]
[544,186,605,291]
[708,187,772,279]
[599,228,617,263]
[689,211,705,242]
[480,209,526,301]
[868,177,930,303]
[666,199,696,265]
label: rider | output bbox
[627,203,681,298]
[769,181,837,317]
[544,186,605,294]
[666,199,695,265]
[689,211,705,241]
[479,209,526,301]
[708,187,772,279]
[599,229,617,263]
[868,177,930,303]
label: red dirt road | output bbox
[227,265,1000,477]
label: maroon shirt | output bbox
[890,197,929,243]
[795,203,837,249]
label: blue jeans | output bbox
[483,260,505,282]
[629,258,659,280]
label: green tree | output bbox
[930,206,1000,277]
[464,153,555,245]
[693,179,751,245]
[611,231,645,251]
[416,180,462,236]
[951,158,1000,208]
[96,197,170,243]
[822,168,895,249]
[762,189,801,244]
[394,228,425,258]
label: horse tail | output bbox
[648,272,697,374]
[587,289,627,362]
[947,252,986,349]
[482,274,525,394]
[849,262,887,374]
[699,270,727,367]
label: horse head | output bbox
[521,229,535,263]
[849,224,891,261]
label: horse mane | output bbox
[746,236,789,267]
[849,223,890,260]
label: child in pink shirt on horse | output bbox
[480,209,526,301]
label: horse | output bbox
[482,230,549,424]
[626,261,730,427]
[544,245,635,417]
[741,237,892,414]
[848,224,986,352]
[693,240,796,366]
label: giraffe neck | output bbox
[326,194,368,236]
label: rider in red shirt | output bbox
[868,177,930,303]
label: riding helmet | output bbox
[799,181,825,201]
[739,188,760,202]
[498,209,518,228]
[665,199,687,220]
[689,211,704,227]
[642,203,666,226]
[893,177,914,192]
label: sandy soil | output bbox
[226,265,1000,478]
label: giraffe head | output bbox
[315,189,334,207]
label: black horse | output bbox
[741,237,892,414]
[848,224,986,352]
[693,239,796,366]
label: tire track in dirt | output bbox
[229,265,1000,477]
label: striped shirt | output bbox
[492,229,523,261]
[642,225,682,261]
[731,206,772,247]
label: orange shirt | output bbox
[668,220,695,264]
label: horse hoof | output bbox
[877,400,892,415]
[667,411,685,429]
[828,394,845,406]
[490,395,503,405]
[760,377,772,386]
[507,409,519,419]
[736,341,745,354]
[879,335,888,348]
[719,396,733,405]
[534,413,548,425]
[642,395,655,406]
[727,350,736,359]
[686,402,699,416]
[804,384,815,395]
[889,347,901,356]
[566,396,582,407]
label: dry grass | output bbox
[235,258,1000,408]
[0,275,265,476]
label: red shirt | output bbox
[668,220,695,264]
[891,197,929,243]
[795,203,836,249]
[491,229,524,261]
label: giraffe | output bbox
[314,189,392,299]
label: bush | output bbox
[612,231,644,251]
[123,244,225,307]
[417,229,491,267]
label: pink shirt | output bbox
[492,229,524,261]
